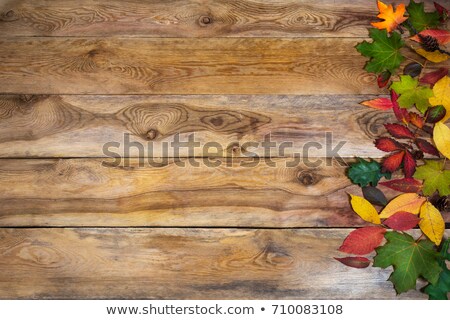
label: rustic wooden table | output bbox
[0,0,448,299]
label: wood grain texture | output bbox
[0,0,442,37]
[0,94,399,158]
[0,37,383,95]
[1,227,445,299]
[2,37,447,95]
[1,0,449,301]
[0,158,448,227]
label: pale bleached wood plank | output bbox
[0,158,448,227]
[1,228,445,299]
[0,94,397,158]
[0,0,439,38]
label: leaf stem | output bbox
[404,54,425,67]
[416,233,425,243]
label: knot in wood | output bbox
[357,111,392,139]
[20,94,34,102]
[199,15,212,26]
[228,143,241,154]
[296,170,317,186]
[1,9,18,21]
[209,116,223,127]
[87,49,100,58]
[146,129,158,140]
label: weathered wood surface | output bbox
[1,228,443,299]
[0,0,441,38]
[0,0,449,300]
[1,37,447,95]
[0,37,379,95]
[0,158,448,227]
[0,94,398,158]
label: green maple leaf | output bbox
[356,29,405,74]
[406,0,440,32]
[426,268,450,300]
[390,75,433,113]
[347,158,391,187]
[413,160,450,196]
[424,239,450,300]
[373,231,442,294]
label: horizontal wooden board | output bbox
[0,158,448,227]
[0,0,439,38]
[1,227,445,299]
[0,94,399,158]
[0,37,380,95]
[1,37,447,95]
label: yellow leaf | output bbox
[379,193,426,219]
[371,1,408,33]
[433,122,450,159]
[415,48,449,63]
[429,76,450,122]
[419,201,445,246]
[349,194,381,224]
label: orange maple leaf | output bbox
[371,0,408,33]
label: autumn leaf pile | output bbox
[335,0,450,299]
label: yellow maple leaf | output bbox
[429,76,450,122]
[419,201,445,246]
[379,193,426,219]
[371,0,408,33]
[415,48,449,63]
[433,122,450,159]
[349,194,381,224]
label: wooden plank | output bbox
[0,0,439,38]
[0,94,399,158]
[0,37,403,95]
[0,158,448,227]
[1,227,444,299]
[1,37,447,95]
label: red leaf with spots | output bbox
[403,151,416,178]
[334,256,371,269]
[415,138,440,157]
[383,211,421,231]
[375,137,402,152]
[339,227,386,255]
[382,151,405,172]
[361,98,394,110]
[380,178,423,193]
[384,124,415,139]
[420,68,448,86]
